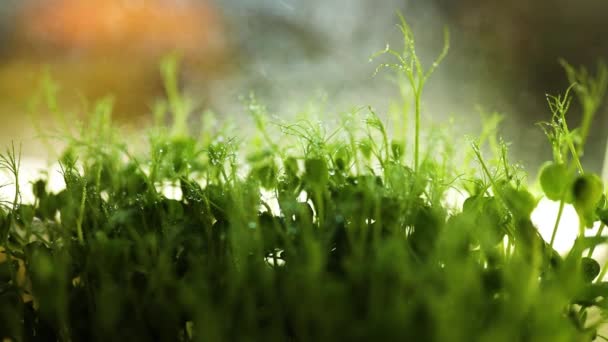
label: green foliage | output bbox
[372,13,449,171]
[573,174,604,228]
[0,15,607,342]
[539,161,573,201]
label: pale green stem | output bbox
[549,200,566,249]
[597,261,608,283]
[414,91,421,172]
[587,223,606,257]
[76,182,87,244]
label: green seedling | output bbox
[372,13,449,172]
[0,14,606,342]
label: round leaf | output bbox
[581,257,601,283]
[572,174,604,227]
[573,174,604,210]
[539,162,571,201]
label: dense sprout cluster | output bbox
[1,17,608,341]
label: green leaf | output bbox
[283,157,299,178]
[391,140,404,160]
[500,184,538,220]
[572,174,604,227]
[539,162,572,201]
[581,257,600,283]
[334,145,352,171]
[462,196,507,247]
[597,207,608,226]
[359,139,373,160]
[251,162,278,189]
[304,158,329,187]
[16,204,36,226]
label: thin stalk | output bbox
[597,334,608,342]
[76,181,87,244]
[587,223,606,257]
[556,86,584,174]
[603,129,608,180]
[565,135,584,175]
[597,261,608,283]
[549,200,566,248]
[414,91,421,171]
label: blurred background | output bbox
[0,0,606,173]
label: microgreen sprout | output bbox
[0,14,607,342]
[371,13,449,172]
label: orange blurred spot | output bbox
[19,0,227,63]
[5,0,233,121]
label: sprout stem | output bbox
[549,199,565,249]
[587,223,606,257]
